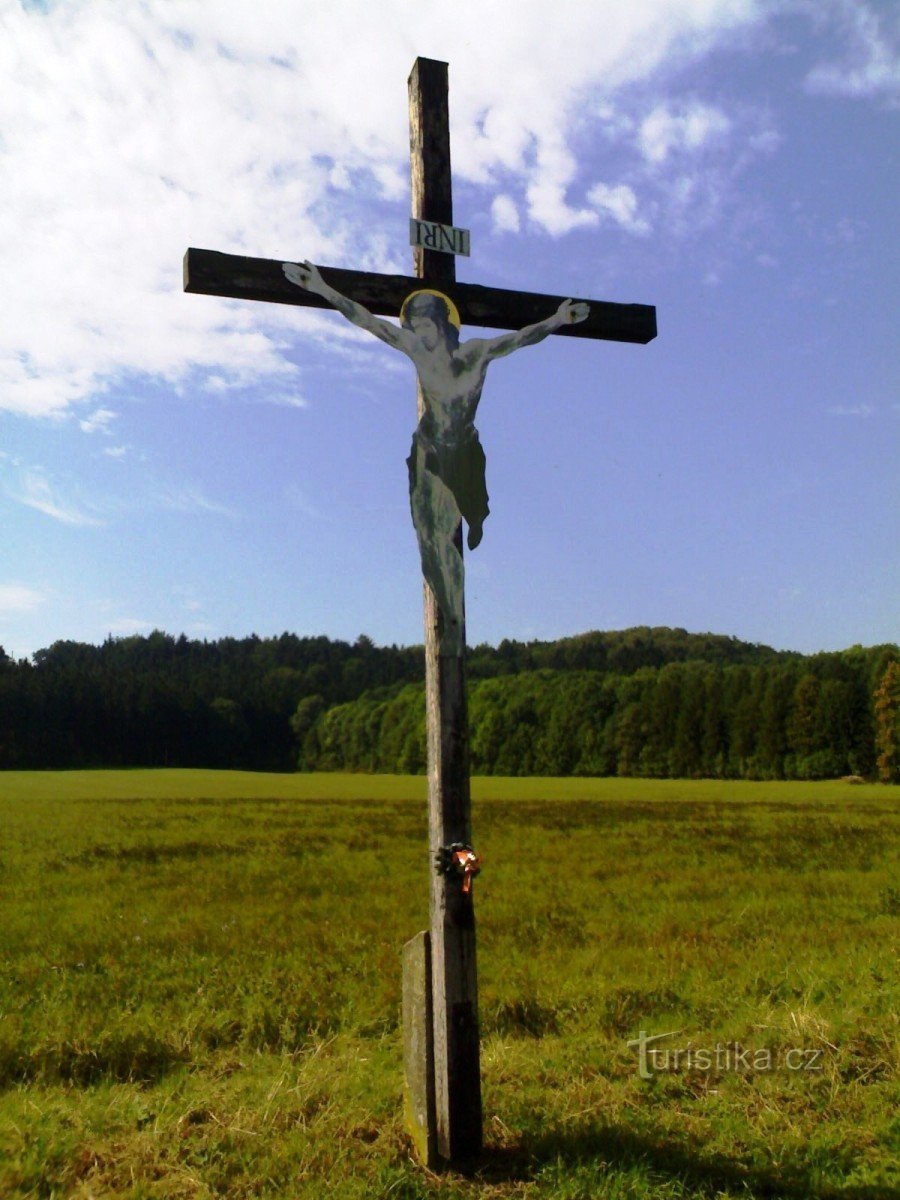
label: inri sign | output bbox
[409,217,470,257]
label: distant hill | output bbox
[466,626,795,678]
[0,628,896,780]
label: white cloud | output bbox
[524,135,602,236]
[265,392,308,409]
[156,485,235,518]
[638,102,733,164]
[587,182,651,235]
[526,180,599,237]
[79,407,117,434]
[1,0,871,422]
[748,128,782,155]
[806,2,900,104]
[660,171,729,236]
[491,194,521,234]
[4,469,105,526]
[594,94,778,238]
[0,584,45,615]
[828,404,875,417]
[201,371,307,407]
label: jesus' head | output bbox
[400,290,461,352]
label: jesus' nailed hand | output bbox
[283,259,589,657]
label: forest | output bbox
[1,627,897,781]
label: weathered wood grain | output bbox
[409,58,454,285]
[411,56,483,1168]
[402,931,437,1166]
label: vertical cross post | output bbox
[408,56,482,1167]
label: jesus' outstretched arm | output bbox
[283,261,413,354]
[469,298,590,364]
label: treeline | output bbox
[0,631,421,771]
[1,628,897,780]
[303,647,900,782]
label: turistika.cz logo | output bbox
[627,1030,826,1080]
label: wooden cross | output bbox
[184,56,655,1171]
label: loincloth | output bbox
[406,422,490,551]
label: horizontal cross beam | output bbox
[184,247,657,345]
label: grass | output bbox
[0,771,897,1198]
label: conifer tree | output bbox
[874,660,900,783]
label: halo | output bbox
[400,288,461,331]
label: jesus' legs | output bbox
[409,461,465,656]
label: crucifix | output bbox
[184,57,655,1170]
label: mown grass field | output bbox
[0,771,897,1199]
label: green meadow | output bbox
[1,771,897,1198]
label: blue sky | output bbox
[1,0,897,661]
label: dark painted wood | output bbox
[183,247,657,344]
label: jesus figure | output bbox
[283,260,589,655]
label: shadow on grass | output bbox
[474,1121,894,1199]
